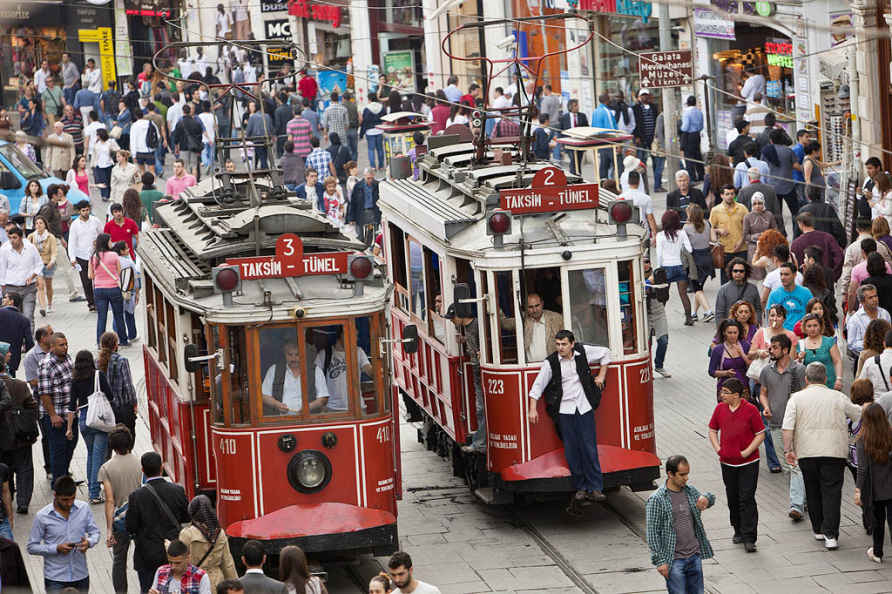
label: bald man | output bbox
[500,293,564,362]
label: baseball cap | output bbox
[638,89,651,97]
[443,304,456,319]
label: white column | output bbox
[349,1,374,108]
[852,0,882,159]
[423,0,447,92]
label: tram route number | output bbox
[640,367,651,383]
[220,438,237,455]
[487,379,504,394]
[376,426,391,444]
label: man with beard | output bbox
[387,551,441,594]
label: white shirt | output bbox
[83,67,102,93]
[261,364,323,412]
[198,112,215,143]
[34,68,50,94]
[740,74,766,103]
[84,121,106,153]
[244,64,257,84]
[151,567,212,594]
[527,318,548,363]
[763,267,802,292]
[314,347,370,411]
[216,10,232,35]
[848,307,892,353]
[0,240,43,287]
[393,581,442,594]
[67,215,104,262]
[529,345,611,415]
[619,188,653,216]
[91,139,119,169]
[859,349,892,393]
[166,101,184,133]
[129,119,159,155]
[655,230,692,268]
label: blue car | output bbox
[0,140,90,214]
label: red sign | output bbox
[498,168,598,215]
[288,0,341,27]
[225,234,349,279]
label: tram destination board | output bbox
[498,167,599,215]
[638,50,693,89]
[225,234,349,279]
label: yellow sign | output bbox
[78,28,117,91]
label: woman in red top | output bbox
[708,378,765,552]
[430,91,451,135]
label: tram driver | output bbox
[261,341,330,415]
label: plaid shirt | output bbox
[321,103,349,143]
[154,563,207,594]
[107,352,136,409]
[37,353,73,417]
[286,116,312,157]
[305,148,332,177]
[645,484,715,567]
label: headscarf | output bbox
[188,494,221,542]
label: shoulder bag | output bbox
[98,256,132,301]
[710,242,725,270]
[86,370,116,433]
[145,481,184,543]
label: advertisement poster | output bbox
[382,50,415,93]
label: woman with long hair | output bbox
[29,215,57,317]
[703,153,733,209]
[709,319,751,401]
[446,104,469,128]
[795,313,842,390]
[850,379,875,535]
[19,179,46,235]
[88,233,128,347]
[683,203,714,321]
[730,300,759,343]
[742,193,777,281]
[98,331,138,438]
[655,209,693,324]
[179,494,238,590]
[387,90,402,115]
[430,90,450,134]
[858,319,892,377]
[64,350,113,504]
[875,173,892,228]
[66,154,90,197]
[873,217,892,253]
[279,545,327,593]
[856,402,892,563]
[121,188,143,225]
[91,127,119,202]
[793,298,835,339]
[801,261,838,329]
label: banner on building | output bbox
[693,8,735,40]
[114,0,133,76]
[78,27,117,89]
[383,50,415,93]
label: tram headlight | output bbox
[286,450,333,493]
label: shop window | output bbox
[305,324,353,415]
[618,260,639,354]
[389,223,409,312]
[601,16,661,104]
[145,275,157,348]
[259,326,303,418]
[408,238,426,323]
[493,270,517,364]
[568,268,608,348]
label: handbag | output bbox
[112,501,128,533]
[86,370,116,433]
[746,356,769,382]
[97,256,131,301]
[109,125,123,140]
[710,242,725,270]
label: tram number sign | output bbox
[225,233,349,279]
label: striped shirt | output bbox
[37,353,73,417]
[61,114,84,149]
[286,116,312,157]
[321,103,349,142]
[305,148,332,176]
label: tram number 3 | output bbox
[281,237,296,255]
[640,367,651,383]
[376,426,391,444]
[487,379,504,394]
[220,438,237,455]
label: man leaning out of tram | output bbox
[528,329,609,504]
[499,292,563,362]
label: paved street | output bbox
[13,170,889,593]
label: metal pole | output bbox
[657,1,679,192]
[699,74,714,155]
[848,42,861,176]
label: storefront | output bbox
[369,0,425,93]
[124,0,179,73]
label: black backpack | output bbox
[146,122,159,149]
[10,406,39,446]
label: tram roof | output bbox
[138,174,388,320]
[379,140,647,256]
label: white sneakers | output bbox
[824,537,838,550]
[813,533,824,540]
[868,547,883,563]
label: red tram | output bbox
[138,176,403,557]
[379,143,661,501]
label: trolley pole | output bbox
[657,1,679,192]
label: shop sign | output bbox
[754,1,775,16]
[693,8,735,40]
[78,28,117,91]
[261,0,287,12]
[579,0,652,23]
[226,235,349,279]
[638,50,693,88]
[382,50,416,93]
[287,0,341,28]
[765,41,793,68]
[499,168,599,215]
[264,19,291,39]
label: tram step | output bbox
[474,487,513,505]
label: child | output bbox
[407,131,426,180]
[532,113,555,160]
[345,161,360,199]
[322,176,346,228]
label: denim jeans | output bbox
[367,134,384,169]
[558,409,603,492]
[94,287,127,346]
[94,165,112,200]
[0,518,12,540]
[201,142,214,171]
[46,577,89,592]
[41,415,78,484]
[78,409,108,499]
[154,144,165,177]
[254,146,269,170]
[470,365,486,450]
[124,309,138,340]
[653,155,666,189]
[666,554,703,594]
[598,147,613,180]
[770,428,805,512]
[346,128,358,161]
[654,334,669,369]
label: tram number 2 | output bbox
[219,438,237,456]
[640,367,651,384]
[487,379,504,395]
[376,426,391,444]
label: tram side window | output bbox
[511,267,564,363]
[618,260,639,354]
[154,286,166,364]
[306,324,363,415]
[493,270,518,364]
[355,316,384,417]
[190,314,210,402]
[225,326,249,424]
[425,249,445,342]
[209,326,224,424]
[166,301,178,382]
[145,275,157,348]
[568,268,609,348]
[408,238,426,323]
[389,223,409,312]
[259,327,303,417]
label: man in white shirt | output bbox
[740,72,766,103]
[619,170,657,245]
[166,99,185,136]
[859,330,892,392]
[0,226,43,327]
[500,293,563,362]
[261,341,330,415]
[846,284,892,369]
[67,201,103,313]
[82,111,105,165]
[82,59,102,94]
[528,329,610,507]
[313,330,372,412]
[388,551,442,594]
[34,60,51,95]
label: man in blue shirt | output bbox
[27,475,100,592]
[765,263,813,330]
[347,169,381,246]
[591,92,617,180]
[680,96,705,181]
[791,129,811,203]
